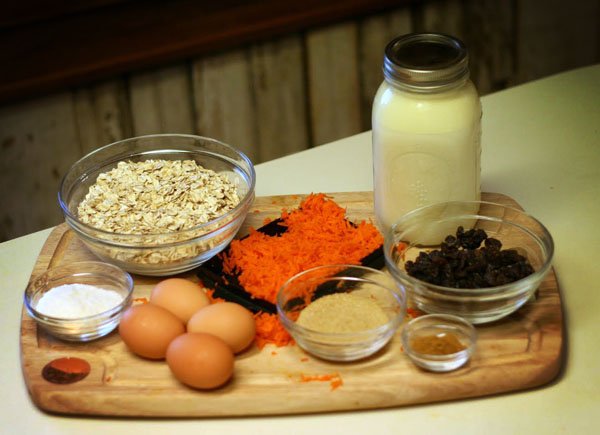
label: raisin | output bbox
[456,226,488,249]
[404,226,535,288]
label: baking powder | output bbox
[35,283,123,318]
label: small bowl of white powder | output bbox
[24,261,134,342]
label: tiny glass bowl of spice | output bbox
[277,264,406,362]
[384,200,554,324]
[401,314,476,372]
[24,261,134,342]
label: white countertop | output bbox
[2,64,599,434]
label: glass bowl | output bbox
[58,134,255,276]
[24,261,134,342]
[384,200,554,324]
[276,264,406,362]
[402,314,476,372]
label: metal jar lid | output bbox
[383,33,470,92]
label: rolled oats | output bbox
[76,159,244,266]
[78,159,240,234]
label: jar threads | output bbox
[383,33,470,92]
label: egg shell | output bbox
[187,302,256,354]
[150,278,210,323]
[119,303,185,359]
[166,332,234,390]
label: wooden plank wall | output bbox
[1,0,599,241]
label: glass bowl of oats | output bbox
[58,134,255,276]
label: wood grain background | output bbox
[1,0,599,241]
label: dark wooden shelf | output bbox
[0,0,409,104]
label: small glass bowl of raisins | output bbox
[384,200,554,324]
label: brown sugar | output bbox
[296,293,388,333]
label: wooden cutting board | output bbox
[20,192,564,416]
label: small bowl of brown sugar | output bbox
[58,134,255,276]
[401,314,476,372]
[276,265,406,362]
[384,200,554,324]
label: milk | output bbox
[372,81,481,233]
[372,38,482,236]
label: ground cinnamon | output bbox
[410,333,466,355]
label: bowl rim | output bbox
[276,264,406,340]
[24,261,134,322]
[384,200,555,295]
[57,134,256,239]
[401,313,476,360]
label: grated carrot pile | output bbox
[221,193,383,305]
[254,312,294,349]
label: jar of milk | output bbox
[372,33,481,234]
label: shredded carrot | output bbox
[217,194,383,350]
[300,357,309,362]
[204,288,226,304]
[330,377,343,391]
[254,312,294,349]
[395,241,408,253]
[221,193,383,304]
[407,307,424,319]
[197,290,293,348]
[133,297,149,304]
[300,372,343,391]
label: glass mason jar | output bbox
[372,33,482,235]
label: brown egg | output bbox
[119,303,185,359]
[150,278,211,323]
[166,333,234,389]
[187,302,256,353]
